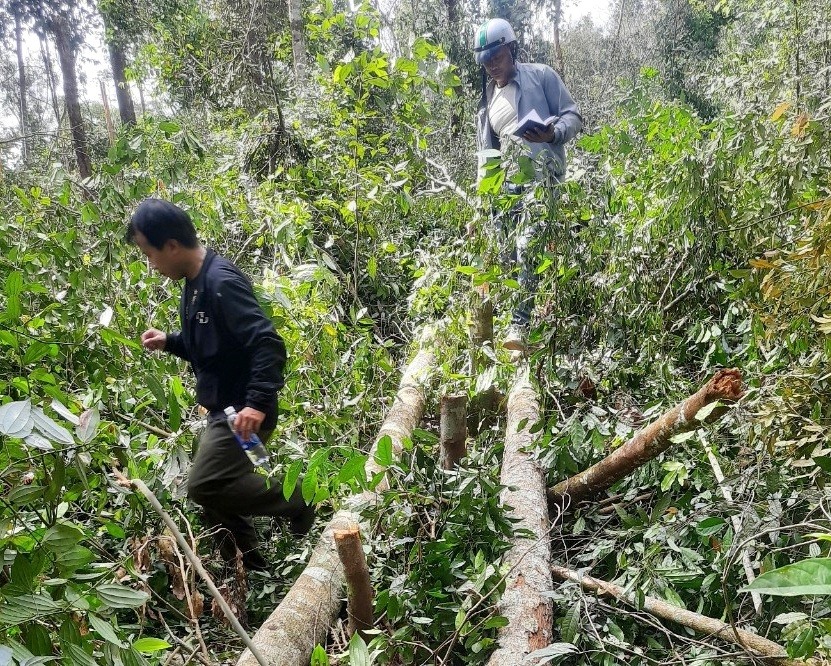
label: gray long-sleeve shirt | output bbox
[476,62,582,182]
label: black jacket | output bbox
[164,249,286,430]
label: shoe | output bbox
[241,549,269,572]
[502,324,527,352]
[289,503,315,537]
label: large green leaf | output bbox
[0,593,63,625]
[743,558,831,596]
[0,399,31,436]
[95,583,150,609]
[30,406,74,446]
[42,522,85,553]
[131,637,171,653]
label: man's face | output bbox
[483,44,515,86]
[133,230,184,280]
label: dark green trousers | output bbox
[187,420,307,559]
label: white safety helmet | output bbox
[473,18,517,65]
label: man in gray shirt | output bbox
[474,18,582,351]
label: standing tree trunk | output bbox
[107,37,137,126]
[288,0,307,81]
[40,36,62,128]
[552,0,565,76]
[50,14,91,178]
[439,394,467,469]
[334,525,374,640]
[487,368,553,666]
[14,5,29,160]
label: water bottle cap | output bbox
[223,406,236,416]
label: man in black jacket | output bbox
[127,198,313,571]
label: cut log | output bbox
[334,525,374,640]
[549,369,743,510]
[487,368,553,666]
[440,393,468,469]
[551,565,816,666]
[469,283,494,362]
[237,344,436,666]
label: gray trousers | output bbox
[187,420,307,559]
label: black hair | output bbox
[125,198,199,249]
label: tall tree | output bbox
[27,0,93,178]
[13,2,29,159]
[99,0,137,126]
[49,11,91,177]
[288,0,308,80]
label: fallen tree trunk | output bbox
[237,344,436,666]
[551,565,816,666]
[549,369,743,509]
[487,368,553,666]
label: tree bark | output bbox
[50,14,91,178]
[439,393,467,469]
[107,37,137,126]
[334,525,374,640]
[548,369,743,510]
[39,36,61,129]
[552,0,565,76]
[287,0,307,81]
[551,565,816,666]
[469,283,494,370]
[100,80,115,145]
[14,5,29,160]
[487,368,553,666]
[237,344,435,666]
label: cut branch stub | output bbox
[334,525,374,640]
[549,369,743,509]
[440,393,468,469]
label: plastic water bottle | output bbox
[224,406,270,470]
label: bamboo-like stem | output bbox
[334,525,374,640]
[551,565,816,666]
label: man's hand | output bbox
[141,328,167,351]
[523,124,558,144]
[234,407,265,442]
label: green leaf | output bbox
[131,637,172,653]
[0,594,62,626]
[787,626,815,658]
[96,583,150,609]
[301,466,318,504]
[483,615,509,629]
[283,459,303,501]
[813,456,831,473]
[526,642,577,665]
[5,271,23,321]
[347,633,370,666]
[42,522,85,553]
[30,406,74,445]
[560,600,580,644]
[0,399,32,436]
[310,644,329,666]
[696,517,726,537]
[336,453,367,486]
[75,408,100,444]
[65,643,97,666]
[374,434,393,467]
[669,430,695,444]
[694,401,720,421]
[167,383,181,431]
[88,613,125,646]
[743,558,831,596]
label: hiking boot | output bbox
[289,503,315,537]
